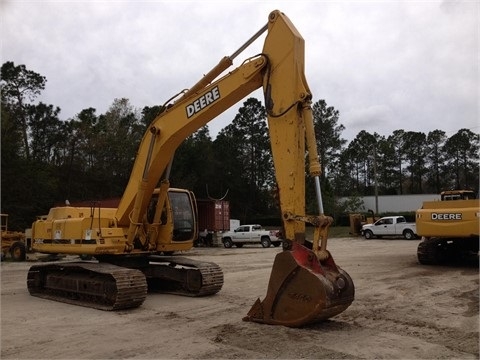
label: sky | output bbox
[1,0,478,141]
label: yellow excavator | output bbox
[27,10,354,327]
[416,190,479,265]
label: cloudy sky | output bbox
[1,0,478,141]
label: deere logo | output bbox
[431,213,462,220]
[186,86,221,118]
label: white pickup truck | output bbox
[361,216,417,240]
[221,224,282,248]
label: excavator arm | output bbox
[115,10,355,326]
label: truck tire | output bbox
[223,238,233,248]
[364,230,373,240]
[261,237,271,248]
[403,229,415,240]
[10,242,26,261]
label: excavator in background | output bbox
[416,190,479,265]
[27,10,354,327]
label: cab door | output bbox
[382,218,396,235]
[374,218,393,236]
[235,226,251,242]
[250,225,263,242]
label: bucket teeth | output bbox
[243,298,264,322]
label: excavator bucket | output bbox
[244,242,354,327]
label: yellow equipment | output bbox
[416,190,479,264]
[1,214,27,261]
[28,10,354,326]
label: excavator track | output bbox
[27,262,147,310]
[27,255,223,310]
[418,236,479,265]
[142,255,224,296]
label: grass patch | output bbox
[328,226,353,238]
[307,226,353,239]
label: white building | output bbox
[339,194,441,213]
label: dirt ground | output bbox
[1,237,478,359]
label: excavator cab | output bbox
[145,187,198,245]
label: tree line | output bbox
[2,61,479,230]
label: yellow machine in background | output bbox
[1,214,27,261]
[416,190,479,264]
[28,10,354,326]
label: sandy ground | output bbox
[1,237,478,360]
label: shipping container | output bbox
[196,199,230,232]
